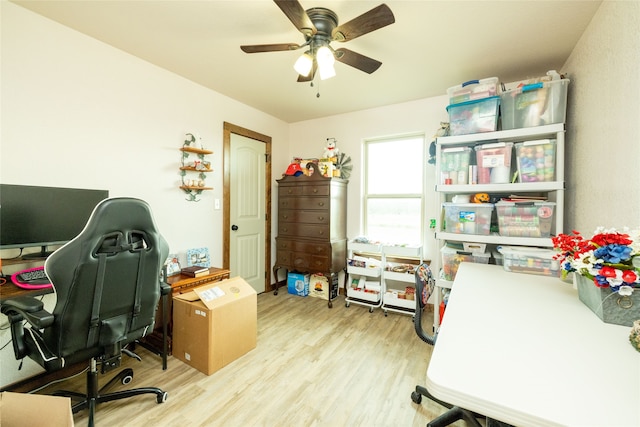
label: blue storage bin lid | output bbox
[446,95,500,111]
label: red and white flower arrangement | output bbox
[552,227,640,295]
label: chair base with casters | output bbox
[55,357,167,427]
[410,263,484,427]
[411,385,483,427]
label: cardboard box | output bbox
[0,392,74,426]
[309,273,338,300]
[287,272,309,296]
[172,276,257,376]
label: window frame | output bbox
[362,133,427,246]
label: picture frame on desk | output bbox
[186,247,210,268]
[164,253,181,277]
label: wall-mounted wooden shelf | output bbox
[180,147,213,155]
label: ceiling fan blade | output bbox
[332,4,395,42]
[297,60,317,82]
[334,48,382,74]
[241,43,301,53]
[274,0,317,37]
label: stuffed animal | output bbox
[323,138,339,159]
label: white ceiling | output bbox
[12,0,602,123]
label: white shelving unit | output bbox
[381,245,422,317]
[433,122,566,327]
[345,241,383,312]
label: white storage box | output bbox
[515,139,556,183]
[447,77,500,104]
[447,96,500,136]
[501,79,570,129]
[442,203,493,235]
[347,256,381,276]
[496,201,555,238]
[347,276,381,302]
[440,246,491,281]
[440,146,472,185]
[475,142,514,184]
[497,246,560,277]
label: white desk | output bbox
[426,263,640,427]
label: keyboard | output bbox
[12,266,52,289]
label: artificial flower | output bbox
[552,227,640,295]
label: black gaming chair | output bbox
[1,197,170,427]
[410,263,483,427]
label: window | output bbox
[363,134,425,245]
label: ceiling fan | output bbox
[241,1,395,82]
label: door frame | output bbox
[222,122,272,292]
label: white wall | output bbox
[0,1,288,388]
[562,0,640,233]
[1,2,289,268]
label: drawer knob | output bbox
[283,214,288,219]
[287,189,293,194]
[312,188,318,193]
[317,216,324,221]
[318,202,325,207]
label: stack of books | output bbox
[181,266,210,278]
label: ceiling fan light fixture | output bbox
[319,62,336,80]
[316,45,336,80]
[293,51,313,77]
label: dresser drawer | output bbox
[278,223,330,239]
[301,185,330,196]
[275,249,290,265]
[279,196,329,210]
[291,253,331,271]
[279,209,330,225]
[279,186,303,197]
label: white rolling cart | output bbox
[344,241,383,312]
[381,244,423,317]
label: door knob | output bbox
[231,225,239,231]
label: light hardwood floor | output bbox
[38,292,469,426]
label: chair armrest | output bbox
[1,296,55,329]
[160,282,172,296]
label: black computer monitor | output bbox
[0,184,109,258]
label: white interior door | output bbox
[230,133,266,293]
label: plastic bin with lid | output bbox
[474,142,514,184]
[515,139,556,183]
[496,201,555,238]
[442,202,493,236]
[447,77,500,104]
[447,96,500,136]
[440,246,491,281]
[497,245,560,277]
[440,146,472,185]
[501,79,570,130]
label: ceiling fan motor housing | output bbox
[305,8,339,47]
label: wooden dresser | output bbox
[273,169,347,307]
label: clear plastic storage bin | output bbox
[475,142,514,184]
[442,203,493,235]
[447,96,500,136]
[440,147,472,185]
[447,77,500,104]
[501,79,570,130]
[497,245,560,277]
[515,139,556,183]
[440,246,491,281]
[496,201,555,237]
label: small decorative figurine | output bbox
[323,138,339,159]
